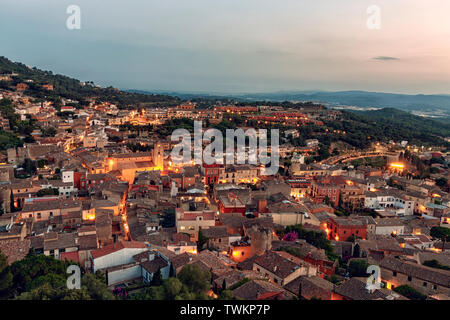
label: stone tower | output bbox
[247,225,273,256]
[153,141,164,170]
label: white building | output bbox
[374,218,405,235]
[365,190,414,216]
[90,241,148,273]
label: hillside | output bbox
[0,57,180,108]
[341,108,450,146]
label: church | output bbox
[105,142,164,185]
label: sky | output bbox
[1,0,450,94]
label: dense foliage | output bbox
[393,285,427,300]
[0,254,115,300]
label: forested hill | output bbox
[0,56,180,108]
[344,108,450,146]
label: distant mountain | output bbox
[231,91,450,118]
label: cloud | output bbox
[373,56,400,61]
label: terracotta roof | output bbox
[202,226,229,238]
[284,275,334,296]
[78,234,98,250]
[141,256,169,274]
[90,241,146,259]
[233,279,294,300]
[254,251,303,279]
[60,251,80,264]
[0,239,30,264]
[380,257,450,287]
[334,277,407,300]
[170,252,192,269]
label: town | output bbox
[0,57,449,301]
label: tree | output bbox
[348,259,369,277]
[0,251,13,298]
[150,268,163,287]
[178,264,211,294]
[163,278,183,299]
[81,273,115,300]
[9,254,69,295]
[36,159,48,168]
[393,285,427,300]
[436,177,448,188]
[423,259,450,271]
[197,229,208,251]
[9,190,15,213]
[218,290,235,300]
[168,265,175,278]
[353,243,360,258]
[430,226,450,252]
[37,188,59,197]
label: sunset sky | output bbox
[1,0,450,94]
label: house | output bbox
[305,139,319,148]
[272,240,336,276]
[19,197,82,222]
[140,250,171,284]
[309,180,340,208]
[396,234,434,251]
[169,252,192,276]
[90,240,147,273]
[0,238,30,264]
[265,200,310,226]
[374,218,405,236]
[333,277,408,300]
[365,190,415,216]
[232,279,295,300]
[327,216,375,241]
[201,226,239,251]
[253,251,316,286]
[339,184,366,212]
[217,192,246,215]
[213,270,246,292]
[218,165,259,185]
[380,256,450,296]
[175,208,216,240]
[201,163,222,185]
[284,275,336,300]
[32,232,78,259]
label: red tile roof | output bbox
[60,251,80,263]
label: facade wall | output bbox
[270,212,305,226]
[107,265,141,286]
[380,267,450,296]
[93,247,148,272]
[375,225,405,235]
